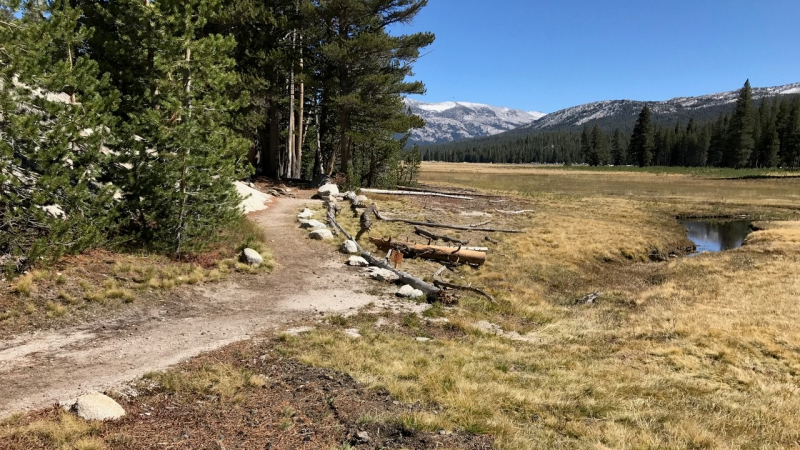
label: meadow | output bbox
[284,163,800,449]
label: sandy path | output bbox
[0,195,381,418]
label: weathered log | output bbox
[356,204,378,241]
[326,209,441,297]
[414,226,470,245]
[370,238,487,266]
[359,188,473,200]
[485,236,499,244]
[397,185,501,198]
[495,209,535,215]
[375,210,523,233]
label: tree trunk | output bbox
[175,46,192,258]
[264,101,280,178]
[369,238,487,266]
[339,113,351,174]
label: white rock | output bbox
[397,284,424,298]
[318,183,339,197]
[310,229,334,240]
[297,209,314,220]
[240,248,263,267]
[348,256,369,267]
[235,181,271,213]
[365,267,400,282]
[72,393,126,421]
[341,240,359,254]
[355,195,369,205]
[344,328,362,339]
[300,219,327,230]
[415,337,432,342]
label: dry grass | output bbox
[283,164,800,449]
[1,412,105,450]
[0,217,274,337]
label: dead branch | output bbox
[375,210,523,233]
[576,291,602,305]
[397,185,501,198]
[485,236,499,244]
[359,188,473,200]
[433,265,496,304]
[414,226,470,245]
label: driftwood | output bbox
[370,238,487,266]
[433,265,496,304]
[325,198,340,237]
[375,210,523,233]
[494,209,535,215]
[576,291,601,305]
[414,226,470,245]
[359,188,473,200]
[326,209,441,298]
[485,236,499,244]
[356,204,378,241]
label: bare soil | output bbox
[0,194,385,418]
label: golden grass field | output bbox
[283,163,800,449]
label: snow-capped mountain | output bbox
[525,82,800,132]
[405,99,544,145]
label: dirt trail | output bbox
[0,196,382,418]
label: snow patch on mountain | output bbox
[405,99,544,145]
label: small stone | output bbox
[318,183,339,197]
[285,326,314,336]
[310,229,334,240]
[239,248,263,267]
[299,219,326,230]
[347,256,369,267]
[340,240,359,254]
[396,284,424,299]
[356,431,371,442]
[344,328,362,339]
[297,209,314,220]
[72,393,126,421]
[415,337,432,342]
[365,267,400,282]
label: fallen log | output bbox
[414,226,470,245]
[327,211,441,298]
[359,188,473,200]
[495,209,536,215]
[375,210,523,233]
[370,238,487,266]
[397,185,501,198]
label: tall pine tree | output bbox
[630,105,654,167]
[724,79,755,168]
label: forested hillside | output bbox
[422,81,800,168]
[0,0,432,273]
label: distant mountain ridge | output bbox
[405,99,544,145]
[523,82,800,133]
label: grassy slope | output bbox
[283,164,800,449]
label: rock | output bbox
[365,267,400,282]
[297,208,314,220]
[240,248,263,267]
[344,328,362,339]
[396,284,424,299]
[299,219,327,230]
[415,337,432,342]
[341,240,359,254]
[72,393,126,421]
[347,256,369,267]
[356,431,371,442]
[318,183,339,197]
[310,229,334,240]
[355,195,369,206]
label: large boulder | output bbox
[318,183,339,197]
[299,219,327,230]
[72,393,126,421]
[340,240,359,254]
[240,248,263,267]
[397,284,424,299]
[347,256,369,267]
[310,229,334,240]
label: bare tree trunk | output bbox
[293,31,304,178]
[263,102,280,178]
[339,114,351,174]
[286,70,295,179]
[175,46,192,258]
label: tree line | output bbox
[1,0,432,272]
[421,81,800,169]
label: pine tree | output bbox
[724,79,755,168]
[1,0,119,271]
[611,127,627,166]
[630,105,654,167]
[589,124,608,166]
[115,0,250,256]
[580,126,591,163]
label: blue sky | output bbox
[398,0,800,113]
